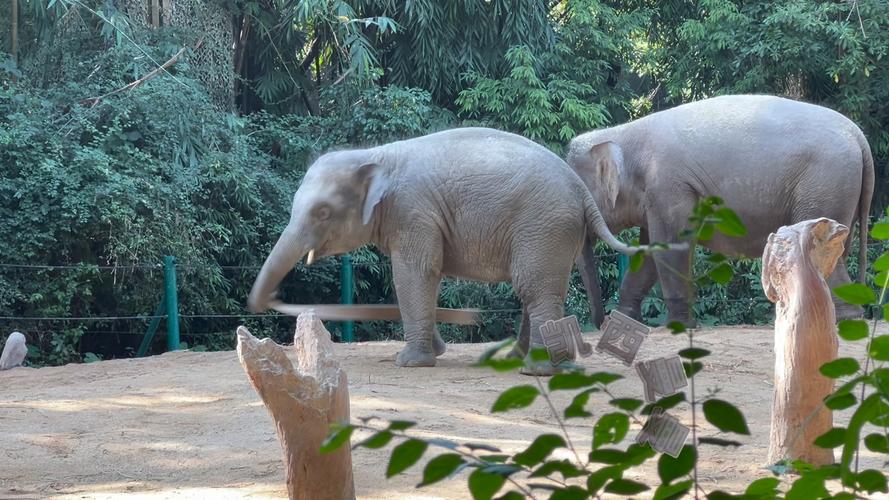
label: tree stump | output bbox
[1,332,27,370]
[761,218,849,466]
[236,312,355,500]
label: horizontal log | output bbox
[269,302,482,325]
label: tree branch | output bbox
[82,38,204,107]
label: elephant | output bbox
[566,94,875,328]
[247,127,655,375]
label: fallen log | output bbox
[236,313,354,500]
[269,301,481,325]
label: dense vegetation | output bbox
[2,0,888,364]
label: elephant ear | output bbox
[587,141,624,210]
[357,162,390,225]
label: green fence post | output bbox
[340,254,354,342]
[164,255,180,351]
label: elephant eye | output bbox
[315,205,331,221]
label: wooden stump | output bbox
[236,312,355,500]
[761,218,849,466]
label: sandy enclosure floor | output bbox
[1,325,887,499]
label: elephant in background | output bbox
[567,94,874,328]
[248,127,652,375]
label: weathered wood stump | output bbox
[761,218,849,466]
[1,332,27,370]
[236,312,355,500]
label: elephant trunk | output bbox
[247,224,308,313]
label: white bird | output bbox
[0,332,27,370]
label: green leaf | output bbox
[594,413,629,449]
[320,424,354,454]
[833,283,876,305]
[388,420,416,431]
[468,469,505,500]
[873,252,889,271]
[588,448,629,464]
[625,443,657,466]
[358,431,393,449]
[714,208,747,236]
[418,453,464,486]
[678,347,711,360]
[824,392,857,410]
[491,385,539,413]
[837,320,869,341]
[786,473,827,500]
[875,271,889,288]
[666,321,686,334]
[870,335,889,361]
[630,251,645,272]
[605,478,649,495]
[514,434,566,467]
[864,433,889,453]
[870,222,889,240]
[642,392,686,415]
[819,358,860,378]
[698,437,742,447]
[653,479,693,500]
[745,477,780,496]
[609,398,643,412]
[549,486,588,500]
[709,263,733,284]
[481,358,525,372]
[840,394,882,484]
[386,439,428,477]
[683,361,703,377]
[549,372,598,390]
[587,465,622,494]
[564,389,595,418]
[658,445,696,483]
[703,399,750,435]
[855,469,888,494]
[529,460,588,479]
[814,427,846,448]
[528,347,550,362]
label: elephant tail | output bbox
[857,131,875,283]
[582,192,642,256]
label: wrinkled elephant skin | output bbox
[248,127,645,374]
[567,95,874,326]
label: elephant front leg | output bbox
[618,228,658,323]
[648,221,697,328]
[391,258,442,367]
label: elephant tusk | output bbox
[306,249,315,266]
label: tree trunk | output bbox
[761,218,849,466]
[10,0,17,63]
[236,313,355,500]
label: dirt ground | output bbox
[1,324,887,499]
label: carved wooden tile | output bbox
[635,407,689,458]
[595,310,649,365]
[539,315,592,365]
[635,355,688,403]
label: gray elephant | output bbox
[566,94,874,327]
[247,127,650,374]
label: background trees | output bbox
[2,0,887,364]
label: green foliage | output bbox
[456,0,649,152]
[324,201,889,498]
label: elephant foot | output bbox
[835,303,864,321]
[665,299,696,330]
[434,331,447,357]
[617,304,644,323]
[517,344,568,376]
[396,343,436,367]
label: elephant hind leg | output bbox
[512,270,570,376]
